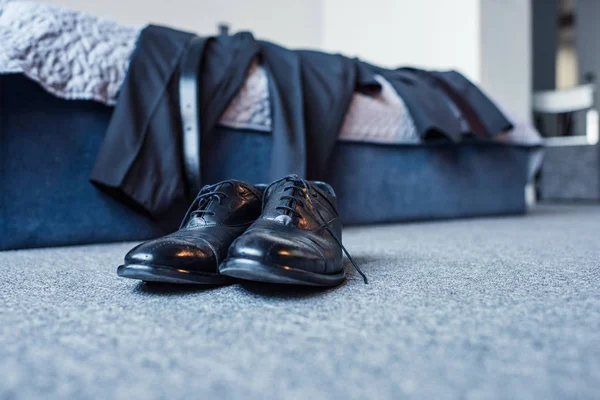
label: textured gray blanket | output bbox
[1,205,599,399]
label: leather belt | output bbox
[179,35,209,197]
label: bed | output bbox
[0,1,542,250]
[1,73,540,250]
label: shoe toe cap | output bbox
[228,230,327,273]
[125,237,218,273]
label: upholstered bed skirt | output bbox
[1,75,537,250]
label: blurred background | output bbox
[41,0,600,201]
[46,0,531,121]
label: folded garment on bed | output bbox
[88,24,538,221]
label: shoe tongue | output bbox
[263,179,310,226]
[275,179,307,195]
[185,181,245,227]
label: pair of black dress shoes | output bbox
[117,175,367,286]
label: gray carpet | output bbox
[1,205,599,400]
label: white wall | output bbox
[480,0,532,122]
[43,0,323,48]
[321,0,481,82]
[47,0,482,79]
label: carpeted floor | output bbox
[1,205,599,399]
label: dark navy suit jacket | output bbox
[91,25,512,220]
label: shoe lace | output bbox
[179,182,230,229]
[262,175,368,284]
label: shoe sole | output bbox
[219,258,345,287]
[117,263,233,285]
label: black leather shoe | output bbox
[219,175,367,286]
[117,180,264,284]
